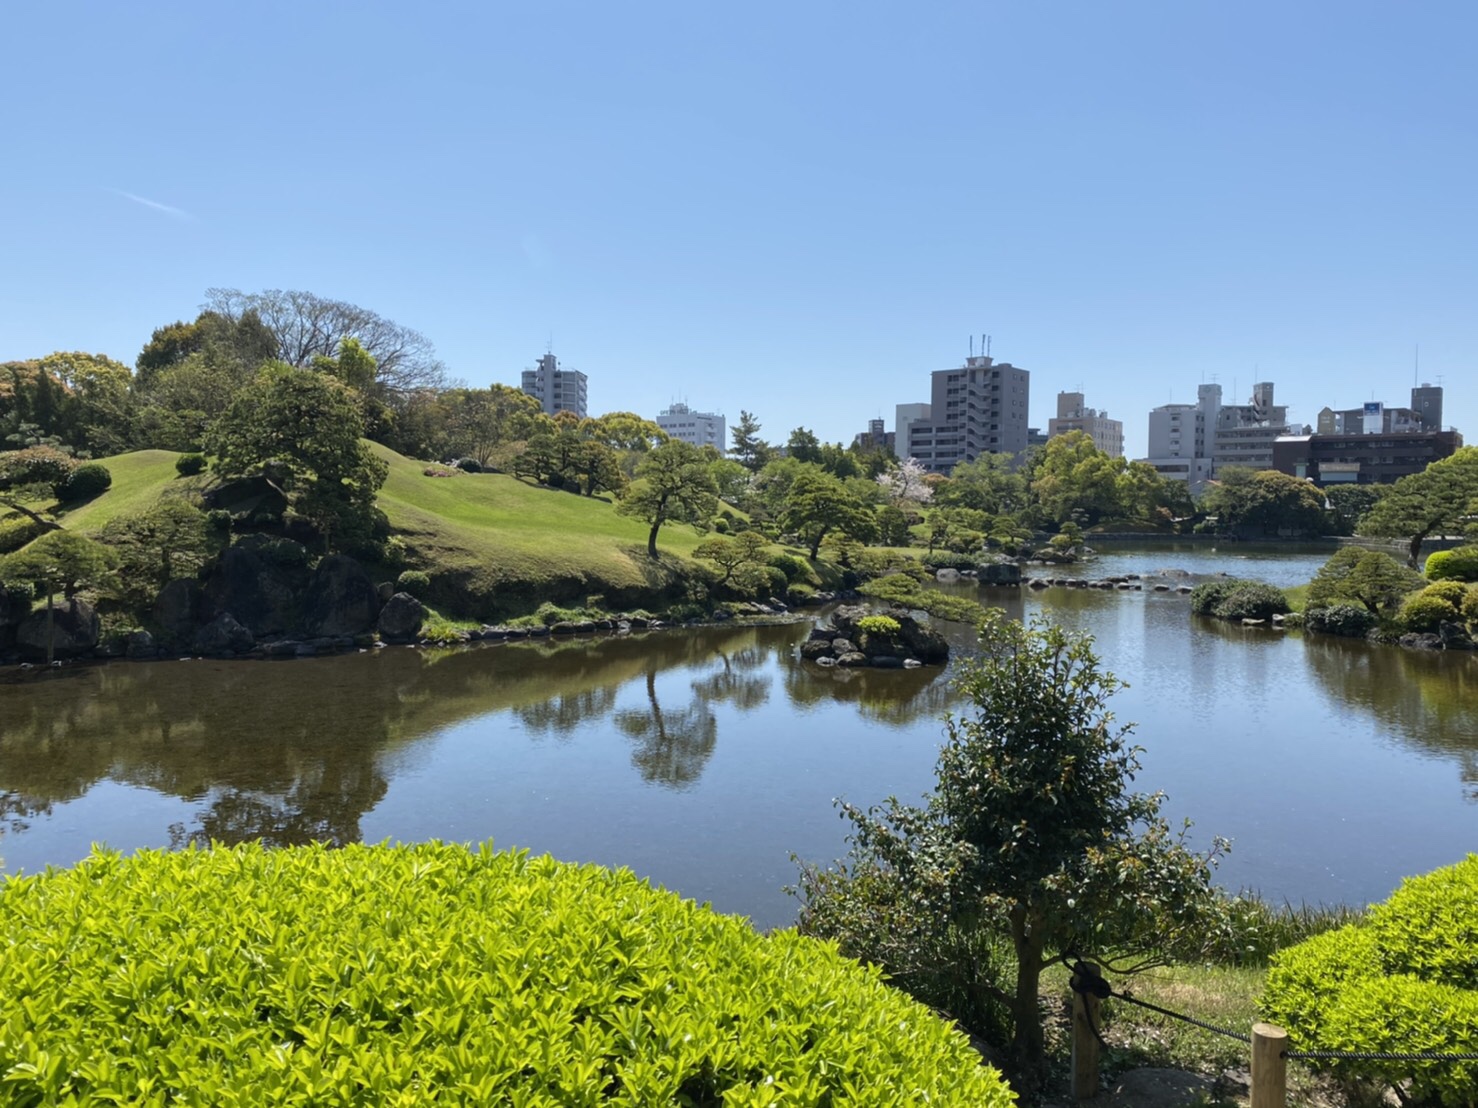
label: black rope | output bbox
[1285,1048,1478,1062]
[1067,960,1250,1045]
[1110,988,1252,1044]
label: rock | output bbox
[193,613,255,655]
[628,617,649,629]
[153,578,209,639]
[263,640,300,657]
[1439,620,1474,650]
[378,593,425,647]
[807,627,833,642]
[1026,577,1049,589]
[815,655,838,667]
[1153,583,1170,591]
[830,637,857,655]
[836,651,869,667]
[903,658,922,669]
[978,563,1022,586]
[1241,618,1266,626]
[202,544,301,637]
[201,472,288,520]
[300,555,379,638]
[870,655,904,669]
[93,633,127,659]
[16,597,101,660]
[0,583,31,650]
[1399,632,1444,650]
[551,621,578,634]
[125,630,157,659]
[801,639,834,660]
[935,568,961,583]
[376,581,395,604]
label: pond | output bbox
[2,543,1474,930]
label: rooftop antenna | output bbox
[969,335,974,358]
[986,334,992,358]
[1414,343,1419,387]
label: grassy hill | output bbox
[43,445,713,619]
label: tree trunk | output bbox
[1009,906,1048,1092]
[647,522,661,559]
[45,591,55,666]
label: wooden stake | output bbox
[1071,962,1102,1100]
[1251,1022,1288,1108]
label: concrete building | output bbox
[1210,381,1290,471]
[656,402,726,453]
[1321,386,1446,436]
[521,353,588,419]
[1047,391,1124,457]
[1273,429,1463,485]
[897,356,1030,473]
[1142,383,1223,490]
[851,418,895,454]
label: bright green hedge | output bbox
[1262,855,1478,1105]
[0,843,1013,1107]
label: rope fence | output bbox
[1066,961,1478,1106]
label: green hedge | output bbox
[1262,855,1478,1105]
[1425,545,1478,583]
[1189,578,1290,621]
[0,843,1011,1107]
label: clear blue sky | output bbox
[4,1,1474,456]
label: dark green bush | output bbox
[926,552,982,571]
[1424,545,1478,583]
[1262,855,1478,1105]
[767,553,810,583]
[395,569,432,599]
[1190,579,1289,621]
[57,462,112,502]
[174,452,207,477]
[0,516,47,555]
[255,537,309,567]
[712,517,729,534]
[206,508,233,531]
[0,843,1011,1106]
[785,582,817,606]
[1302,604,1377,638]
[1463,588,1478,625]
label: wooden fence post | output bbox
[1071,962,1102,1101]
[1251,1022,1288,1108]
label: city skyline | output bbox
[3,3,1473,461]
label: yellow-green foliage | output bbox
[857,614,902,636]
[1262,855,1478,1105]
[0,842,1013,1107]
[1398,582,1466,632]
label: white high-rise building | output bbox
[656,403,726,453]
[521,353,588,418]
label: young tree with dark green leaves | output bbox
[1359,447,1478,566]
[1306,547,1424,616]
[204,365,388,551]
[2,530,118,663]
[0,445,76,533]
[797,613,1224,1089]
[100,499,221,606]
[617,441,719,559]
[692,531,769,586]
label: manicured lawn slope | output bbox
[48,445,710,617]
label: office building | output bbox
[521,353,588,419]
[656,402,726,453]
[897,355,1030,473]
[1047,391,1124,457]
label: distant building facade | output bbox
[851,417,895,454]
[1273,430,1463,485]
[1142,383,1224,490]
[1047,391,1123,457]
[521,353,588,419]
[656,402,726,453]
[897,355,1031,473]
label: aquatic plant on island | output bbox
[0,842,1013,1106]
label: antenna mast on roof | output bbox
[985,334,992,358]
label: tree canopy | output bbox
[617,440,720,558]
[1359,447,1478,566]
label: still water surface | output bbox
[2,544,1473,929]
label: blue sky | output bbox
[4,1,1474,456]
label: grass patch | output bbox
[1283,583,1310,613]
[49,449,201,532]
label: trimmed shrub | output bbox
[926,552,982,571]
[0,843,1013,1106]
[1262,855,1478,1105]
[174,452,207,477]
[1463,587,1478,625]
[1399,590,1460,633]
[1419,578,1468,606]
[1191,578,1289,621]
[857,614,902,636]
[786,581,817,606]
[1424,545,1478,583]
[205,508,233,531]
[0,516,48,555]
[767,553,810,583]
[395,569,432,599]
[451,457,483,473]
[255,537,309,568]
[712,517,729,534]
[57,461,112,502]
[1302,603,1376,639]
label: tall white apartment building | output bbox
[521,353,588,418]
[656,402,726,453]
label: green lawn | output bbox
[51,450,200,532]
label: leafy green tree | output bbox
[204,365,388,550]
[3,529,118,663]
[1306,547,1424,616]
[692,531,769,586]
[781,469,878,559]
[1201,467,1329,538]
[730,410,768,473]
[935,453,1028,516]
[1325,484,1385,536]
[33,352,135,456]
[1359,447,1478,566]
[925,506,988,555]
[797,614,1224,1088]
[617,441,720,558]
[135,309,277,385]
[572,440,627,498]
[0,446,76,533]
[100,499,221,606]
[442,384,546,469]
[785,427,822,465]
[580,411,668,453]
[708,457,750,503]
[1029,431,1122,526]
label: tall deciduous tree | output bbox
[617,440,719,558]
[204,365,388,550]
[797,614,1224,1088]
[441,384,547,469]
[1359,447,1478,566]
[1201,467,1329,538]
[781,469,877,559]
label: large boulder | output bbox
[978,562,1022,586]
[377,592,426,643]
[16,597,101,660]
[201,472,288,521]
[193,613,256,655]
[829,604,949,666]
[202,543,301,637]
[300,555,380,638]
[153,578,209,640]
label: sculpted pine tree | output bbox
[616,441,719,558]
[1360,446,1478,566]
